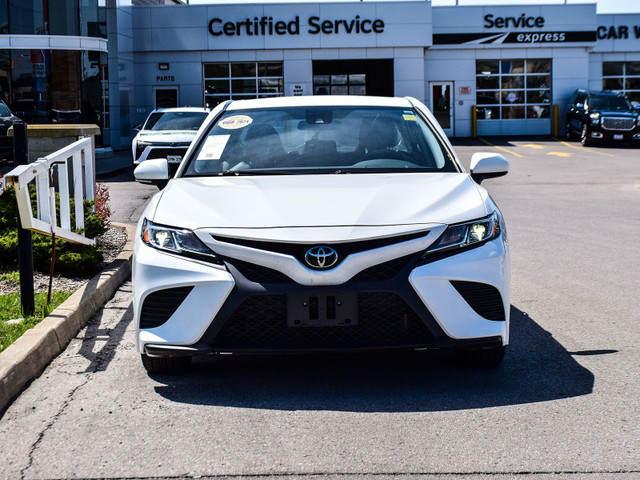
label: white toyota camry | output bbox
[133,95,510,373]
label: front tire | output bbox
[141,354,191,374]
[581,124,592,146]
[455,345,506,367]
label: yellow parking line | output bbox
[522,143,544,149]
[479,138,524,158]
[547,151,572,157]
[557,140,615,158]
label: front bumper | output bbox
[134,235,510,356]
[589,125,640,142]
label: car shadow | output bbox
[152,306,596,412]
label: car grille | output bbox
[213,231,429,268]
[226,258,294,284]
[212,292,434,350]
[140,286,193,329]
[146,146,189,160]
[226,255,413,285]
[450,281,505,321]
[350,255,412,282]
[602,117,635,131]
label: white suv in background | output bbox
[132,107,210,174]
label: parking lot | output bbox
[0,137,638,480]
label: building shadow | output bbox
[152,306,596,412]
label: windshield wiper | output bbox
[216,169,298,176]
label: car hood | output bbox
[594,109,638,117]
[151,173,488,238]
[136,130,198,144]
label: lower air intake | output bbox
[140,286,193,329]
[450,281,505,321]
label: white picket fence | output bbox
[2,137,95,246]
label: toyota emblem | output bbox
[304,246,339,269]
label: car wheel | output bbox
[565,122,573,140]
[455,345,506,367]
[141,354,191,374]
[581,124,592,146]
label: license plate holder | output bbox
[613,134,624,141]
[167,155,182,163]
[287,291,358,327]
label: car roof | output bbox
[226,95,414,111]
[590,91,626,97]
[150,107,210,114]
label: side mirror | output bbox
[470,152,509,184]
[134,158,169,189]
[133,124,142,132]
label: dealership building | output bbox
[1,1,639,148]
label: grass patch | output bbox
[0,270,19,284]
[0,291,72,353]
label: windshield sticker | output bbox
[218,115,253,130]
[197,135,230,161]
[402,114,417,121]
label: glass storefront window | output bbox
[0,0,7,34]
[6,0,102,37]
[203,62,284,108]
[502,76,524,89]
[476,60,499,75]
[602,62,640,104]
[7,49,103,129]
[312,72,367,96]
[476,59,551,120]
[501,60,524,74]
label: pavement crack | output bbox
[19,377,90,480]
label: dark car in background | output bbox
[0,100,23,172]
[566,90,640,146]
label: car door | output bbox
[569,92,587,131]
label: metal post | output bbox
[471,105,477,139]
[553,104,559,138]
[13,122,34,316]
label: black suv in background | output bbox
[0,100,23,172]
[566,90,640,146]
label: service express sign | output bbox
[432,5,597,47]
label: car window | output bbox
[0,102,13,117]
[184,106,457,176]
[575,93,586,105]
[144,112,208,131]
[588,95,631,111]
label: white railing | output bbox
[3,137,95,246]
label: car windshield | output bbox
[184,106,457,176]
[144,111,209,131]
[0,102,12,117]
[589,95,632,111]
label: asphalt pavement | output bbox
[0,137,638,480]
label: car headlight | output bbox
[424,211,501,257]
[141,219,224,266]
[589,113,600,126]
[135,141,152,160]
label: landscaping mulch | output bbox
[0,226,127,296]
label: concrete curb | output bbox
[0,222,136,412]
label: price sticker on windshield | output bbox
[218,115,253,130]
[197,135,230,161]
